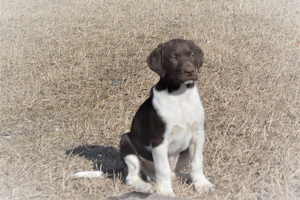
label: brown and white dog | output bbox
[72,39,215,196]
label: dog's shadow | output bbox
[66,145,126,180]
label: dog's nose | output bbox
[183,67,195,77]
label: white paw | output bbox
[157,184,175,197]
[159,190,175,197]
[137,182,154,193]
[194,179,215,193]
[127,179,154,193]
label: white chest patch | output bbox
[152,84,205,155]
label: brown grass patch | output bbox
[1,0,300,199]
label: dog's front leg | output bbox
[189,130,215,193]
[152,143,175,197]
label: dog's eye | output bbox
[191,53,195,57]
[171,55,177,59]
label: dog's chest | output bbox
[152,85,204,154]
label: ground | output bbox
[1,0,300,199]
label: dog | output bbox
[72,39,215,196]
[119,39,214,196]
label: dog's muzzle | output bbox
[184,80,194,85]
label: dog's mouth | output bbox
[177,76,198,85]
[172,69,198,86]
[184,80,194,85]
[180,73,198,82]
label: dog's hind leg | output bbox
[123,155,154,193]
[120,134,154,193]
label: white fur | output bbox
[70,171,103,179]
[152,83,214,195]
[184,80,194,84]
[152,84,204,155]
[152,141,174,196]
[124,155,154,193]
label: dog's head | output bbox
[147,39,204,85]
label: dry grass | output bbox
[1,0,300,199]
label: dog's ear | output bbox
[189,40,204,69]
[147,43,166,77]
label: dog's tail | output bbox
[70,171,104,179]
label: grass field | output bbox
[1,0,300,199]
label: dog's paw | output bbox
[127,179,154,193]
[159,190,176,197]
[157,184,175,197]
[137,182,155,193]
[194,179,215,194]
